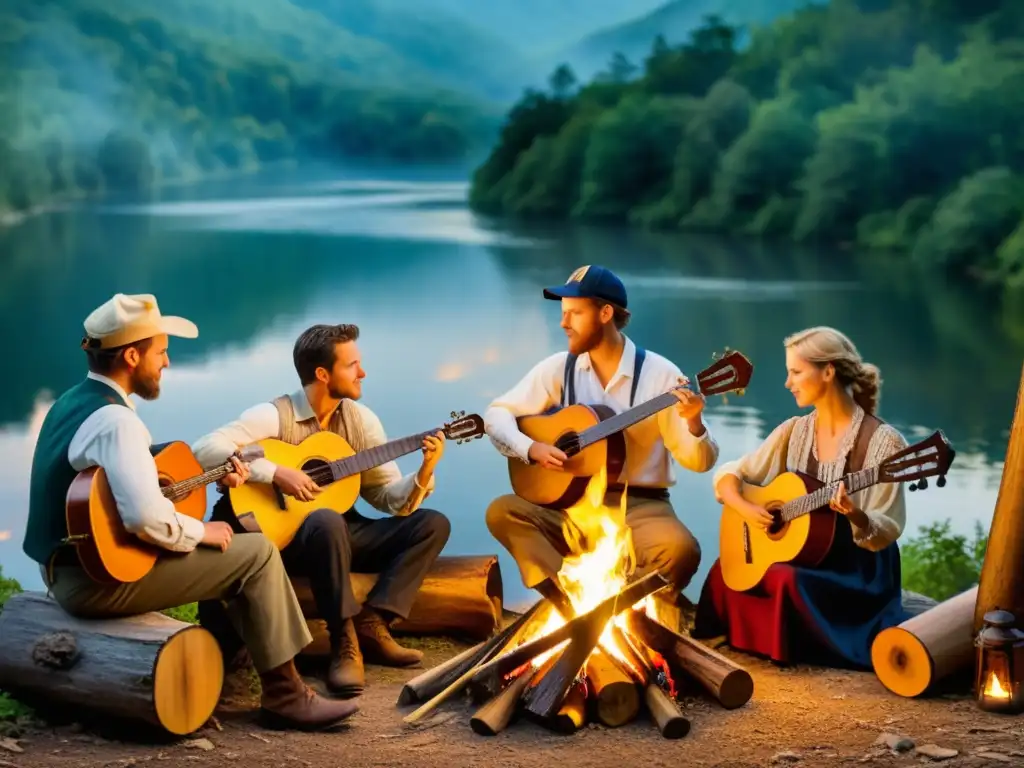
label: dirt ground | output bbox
[2,624,1023,768]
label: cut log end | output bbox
[871,626,936,699]
[153,626,224,736]
[717,668,756,710]
[645,684,690,739]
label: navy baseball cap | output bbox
[542,265,628,309]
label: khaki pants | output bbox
[485,492,701,591]
[47,533,312,673]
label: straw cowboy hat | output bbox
[81,293,199,350]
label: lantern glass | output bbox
[974,609,1024,714]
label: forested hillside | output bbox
[469,0,1024,291]
[559,0,818,79]
[0,0,503,217]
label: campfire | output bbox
[397,468,754,738]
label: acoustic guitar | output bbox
[227,410,485,549]
[718,429,956,592]
[64,441,265,584]
[508,349,754,507]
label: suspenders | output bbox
[561,345,647,408]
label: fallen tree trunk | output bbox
[626,610,753,709]
[0,591,223,736]
[871,585,978,698]
[294,554,503,643]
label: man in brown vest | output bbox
[192,324,451,698]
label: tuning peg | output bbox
[909,482,919,491]
[450,410,457,419]
[917,478,928,491]
[937,475,946,488]
[737,389,745,397]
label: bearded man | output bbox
[482,265,720,606]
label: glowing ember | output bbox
[983,670,1011,700]
[515,465,675,676]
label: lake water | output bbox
[0,166,1019,611]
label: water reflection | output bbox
[0,176,1017,613]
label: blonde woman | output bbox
[692,327,912,669]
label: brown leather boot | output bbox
[327,617,364,697]
[354,607,423,667]
[258,659,359,731]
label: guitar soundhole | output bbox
[301,458,330,485]
[766,508,788,539]
[555,432,580,456]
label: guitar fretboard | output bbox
[326,430,440,483]
[579,392,679,448]
[161,463,234,498]
[779,466,880,522]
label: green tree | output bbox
[901,519,988,601]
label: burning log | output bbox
[466,572,670,699]
[470,664,538,736]
[626,609,753,710]
[397,600,545,707]
[523,594,609,720]
[548,679,588,733]
[586,649,640,727]
[403,571,670,725]
[870,585,978,698]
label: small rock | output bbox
[915,744,959,760]
[183,738,215,751]
[976,753,1012,763]
[771,751,801,763]
[875,733,915,752]
[0,739,22,754]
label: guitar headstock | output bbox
[236,445,266,463]
[878,430,956,491]
[695,349,754,399]
[443,410,486,444]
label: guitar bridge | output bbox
[273,484,288,511]
[742,523,752,564]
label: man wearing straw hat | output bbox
[23,293,358,732]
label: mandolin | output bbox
[227,410,485,549]
[64,441,265,584]
[717,429,956,592]
[508,349,754,507]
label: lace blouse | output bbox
[712,405,909,551]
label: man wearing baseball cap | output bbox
[483,266,720,606]
[24,293,358,731]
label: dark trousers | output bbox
[282,506,451,637]
[199,496,450,657]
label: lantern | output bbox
[974,609,1024,713]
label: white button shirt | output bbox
[484,336,719,488]
[67,373,207,550]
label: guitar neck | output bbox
[161,462,235,498]
[778,466,880,522]
[327,430,437,483]
[578,391,679,449]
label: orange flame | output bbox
[514,466,675,683]
[983,670,1011,700]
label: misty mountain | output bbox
[289,0,530,100]
[418,0,668,54]
[555,0,821,80]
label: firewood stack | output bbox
[397,571,754,738]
